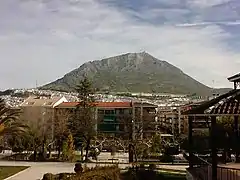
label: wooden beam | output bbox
[211,116,217,180]
[187,114,240,117]
[234,116,240,162]
[234,81,237,90]
[188,116,193,168]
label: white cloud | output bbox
[0,0,239,90]
[188,0,231,8]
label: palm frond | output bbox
[0,98,26,137]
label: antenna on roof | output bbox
[36,80,38,89]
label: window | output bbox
[105,110,115,115]
[129,109,132,114]
[119,109,124,114]
[27,102,35,105]
[98,110,104,114]
[103,117,114,122]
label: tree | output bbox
[54,109,71,158]
[151,133,162,153]
[0,98,26,137]
[62,133,75,162]
[69,76,96,161]
[15,113,53,161]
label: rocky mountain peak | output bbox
[42,52,213,95]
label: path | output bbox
[0,161,75,180]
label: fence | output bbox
[216,166,240,180]
[186,153,240,180]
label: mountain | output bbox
[41,52,227,95]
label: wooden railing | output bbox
[217,166,240,180]
[185,153,240,180]
[186,154,211,180]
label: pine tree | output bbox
[69,76,96,161]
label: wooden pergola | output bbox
[185,73,240,180]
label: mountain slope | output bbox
[42,52,215,95]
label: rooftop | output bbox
[184,89,240,115]
[21,96,63,107]
[228,73,240,82]
[134,102,158,108]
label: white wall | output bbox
[53,96,68,107]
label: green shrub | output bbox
[62,134,75,162]
[70,166,120,180]
[160,154,174,163]
[42,173,54,180]
[42,166,120,180]
[59,173,69,179]
[74,163,83,174]
[149,164,156,170]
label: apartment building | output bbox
[54,101,158,138]
[20,96,68,136]
[157,102,207,138]
[134,102,158,138]
[157,107,185,135]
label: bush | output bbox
[74,163,83,174]
[160,154,174,163]
[42,166,120,180]
[75,166,120,180]
[149,164,156,170]
[62,134,75,162]
[88,148,100,160]
[42,173,54,180]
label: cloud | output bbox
[0,0,240,90]
[188,0,231,8]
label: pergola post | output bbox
[211,116,217,180]
[188,115,193,168]
[234,116,240,162]
[234,81,237,89]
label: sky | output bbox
[1,0,240,90]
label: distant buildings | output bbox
[7,88,209,141]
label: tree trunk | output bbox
[41,139,47,161]
[48,146,52,159]
[133,145,138,162]
[85,139,90,161]
[57,145,61,159]
[57,139,62,159]
[33,150,37,161]
[81,147,84,161]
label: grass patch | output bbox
[159,171,186,180]
[121,169,186,180]
[0,166,29,179]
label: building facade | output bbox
[54,101,158,138]
[20,96,68,140]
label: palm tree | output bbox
[0,98,26,136]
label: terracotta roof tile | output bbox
[208,91,240,114]
[95,102,131,108]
